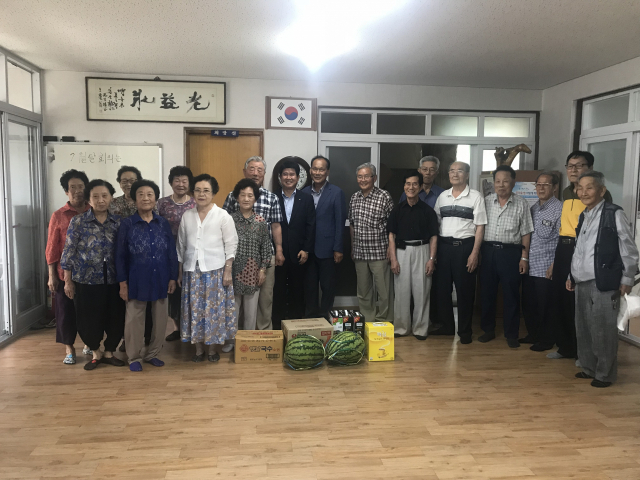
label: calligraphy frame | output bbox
[86,77,226,124]
[265,96,317,131]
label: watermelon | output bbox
[284,335,325,370]
[325,331,365,365]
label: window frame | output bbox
[0,46,43,122]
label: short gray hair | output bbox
[419,156,440,169]
[537,171,559,186]
[244,156,267,170]
[356,162,377,176]
[578,170,606,188]
[449,161,470,173]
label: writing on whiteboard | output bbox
[68,152,122,164]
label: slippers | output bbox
[84,359,100,371]
[144,358,164,367]
[192,353,205,363]
[208,353,220,363]
[129,361,143,372]
[63,354,76,365]
[101,356,125,367]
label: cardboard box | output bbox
[365,322,394,361]
[350,310,365,338]
[281,318,334,346]
[235,330,284,364]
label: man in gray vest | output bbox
[567,171,638,388]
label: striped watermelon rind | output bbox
[284,335,325,370]
[325,331,365,366]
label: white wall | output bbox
[539,56,640,174]
[43,70,541,191]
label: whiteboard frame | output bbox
[45,142,163,219]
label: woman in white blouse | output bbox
[177,174,238,362]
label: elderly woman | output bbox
[177,174,238,363]
[157,166,196,342]
[230,179,272,334]
[61,180,125,370]
[116,180,178,372]
[110,165,143,218]
[46,169,91,365]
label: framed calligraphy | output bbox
[86,77,226,124]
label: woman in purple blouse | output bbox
[157,166,196,341]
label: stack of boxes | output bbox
[329,310,365,338]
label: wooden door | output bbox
[186,128,263,207]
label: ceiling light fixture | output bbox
[277,0,406,72]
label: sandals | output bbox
[63,353,76,365]
[84,359,100,371]
[192,353,205,363]
[129,361,143,372]
[208,353,220,363]
[101,356,125,367]
[145,358,164,367]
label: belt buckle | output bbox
[494,244,503,249]
[453,240,461,246]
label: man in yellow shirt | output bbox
[533,151,612,358]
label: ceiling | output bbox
[1,0,640,90]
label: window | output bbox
[484,117,530,138]
[376,114,425,135]
[431,115,478,136]
[7,61,33,112]
[321,112,371,134]
[586,94,630,129]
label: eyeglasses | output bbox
[247,167,265,173]
[357,174,374,181]
[535,183,553,188]
[194,189,212,195]
[120,179,137,185]
[420,168,438,173]
[565,163,588,171]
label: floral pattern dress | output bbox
[231,211,272,295]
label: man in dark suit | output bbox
[272,158,316,328]
[302,156,347,319]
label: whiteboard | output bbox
[46,143,162,218]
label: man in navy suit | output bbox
[272,158,316,328]
[302,156,347,319]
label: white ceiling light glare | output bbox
[277,0,406,72]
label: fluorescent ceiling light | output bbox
[277,0,406,72]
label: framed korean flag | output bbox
[266,97,317,131]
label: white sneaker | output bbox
[82,346,93,355]
[222,343,234,353]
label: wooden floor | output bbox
[1,326,640,480]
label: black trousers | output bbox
[304,254,337,319]
[74,282,125,352]
[437,241,477,339]
[273,258,306,329]
[551,237,577,357]
[54,279,77,346]
[521,275,553,344]
[480,244,522,339]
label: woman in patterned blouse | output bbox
[230,179,272,333]
[61,180,125,370]
[157,166,196,342]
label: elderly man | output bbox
[480,165,534,348]
[432,161,487,343]
[223,156,284,330]
[388,172,439,339]
[272,159,315,328]
[399,155,444,208]
[546,151,613,360]
[302,155,347,319]
[349,162,395,322]
[522,172,562,350]
[568,171,638,387]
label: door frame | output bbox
[184,128,264,167]
[1,113,46,335]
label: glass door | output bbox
[0,117,8,338]
[2,114,45,334]
[320,141,379,306]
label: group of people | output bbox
[45,150,638,387]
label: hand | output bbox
[168,280,176,294]
[334,252,344,264]
[519,259,529,275]
[566,279,575,292]
[351,250,355,260]
[425,259,435,276]
[64,280,75,300]
[545,263,553,280]
[390,259,400,275]
[119,282,129,302]
[620,284,632,296]
[177,272,183,288]
[48,275,59,295]
[298,251,309,265]
[275,250,285,266]
[258,269,267,287]
[467,251,479,273]
[222,267,232,287]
